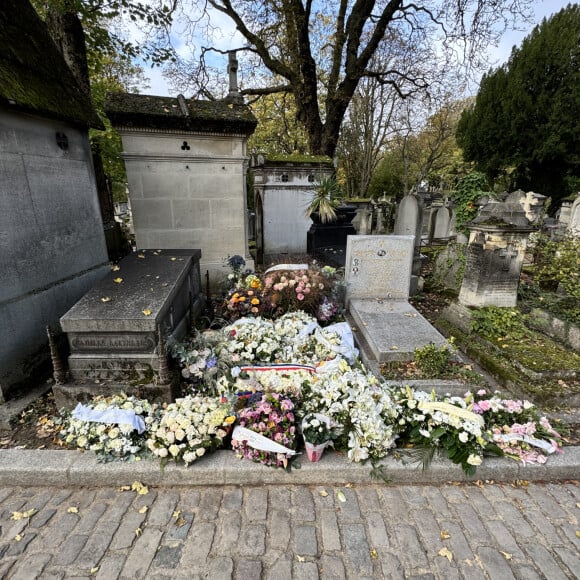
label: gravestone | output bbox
[345,235,414,304]
[345,235,448,363]
[433,206,453,240]
[56,250,203,407]
[458,198,535,307]
[393,193,424,294]
[568,194,580,237]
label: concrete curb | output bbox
[1,446,578,488]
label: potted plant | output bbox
[305,176,341,224]
[301,412,342,462]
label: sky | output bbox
[139,0,574,97]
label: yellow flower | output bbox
[251,298,260,305]
[224,416,236,425]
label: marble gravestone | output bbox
[345,236,448,363]
[56,250,203,407]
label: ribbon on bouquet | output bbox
[417,401,485,428]
[493,433,557,453]
[240,363,317,374]
[72,403,146,434]
[232,426,298,455]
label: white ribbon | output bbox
[72,403,146,434]
[265,264,309,273]
[417,401,485,427]
[232,426,297,455]
[494,433,556,453]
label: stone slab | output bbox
[349,299,448,362]
[60,249,201,334]
[344,235,414,305]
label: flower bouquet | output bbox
[231,392,297,469]
[58,393,157,462]
[301,413,341,462]
[146,396,235,465]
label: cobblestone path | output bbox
[0,482,578,579]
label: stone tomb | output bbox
[57,250,202,406]
[345,236,448,363]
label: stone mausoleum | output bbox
[106,88,257,285]
[251,154,334,263]
[0,0,110,401]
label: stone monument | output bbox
[345,235,448,363]
[55,250,203,408]
[458,197,535,308]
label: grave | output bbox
[55,250,203,407]
[345,235,448,364]
[393,194,424,294]
[458,197,535,308]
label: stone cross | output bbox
[495,243,519,272]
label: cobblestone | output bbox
[0,481,578,578]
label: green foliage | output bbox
[413,341,454,379]
[457,5,580,207]
[533,235,580,299]
[451,172,491,233]
[470,307,530,341]
[306,176,341,223]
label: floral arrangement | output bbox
[231,392,297,468]
[392,386,496,475]
[301,360,398,462]
[146,396,235,465]
[168,330,229,396]
[470,389,563,465]
[262,269,332,317]
[58,394,157,462]
[302,413,342,445]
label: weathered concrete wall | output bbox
[0,111,109,401]
[119,129,252,284]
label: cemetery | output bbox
[0,0,580,478]
[0,0,579,482]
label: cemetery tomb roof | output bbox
[470,200,533,229]
[0,0,102,129]
[264,154,333,165]
[105,92,257,135]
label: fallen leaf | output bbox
[576,503,580,509]
[172,510,181,519]
[14,534,23,542]
[118,485,131,492]
[131,481,148,495]
[11,509,36,521]
[113,277,123,284]
[296,555,305,562]
[319,490,329,497]
[138,506,148,514]
[161,282,168,287]
[111,265,120,271]
[142,308,152,316]
[67,506,79,514]
[137,253,145,259]
[370,548,378,559]
[100,296,112,303]
[439,547,453,561]
[576,531,580,538]
[345,483,353,488]
[170,257,177,261]
[440,530,451,540]
[500,551,512,560]
[337,490,346,503]
[135,527,142,537]
[390,345,399,350]
[90,566,99,574]
[175,517,187,527]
